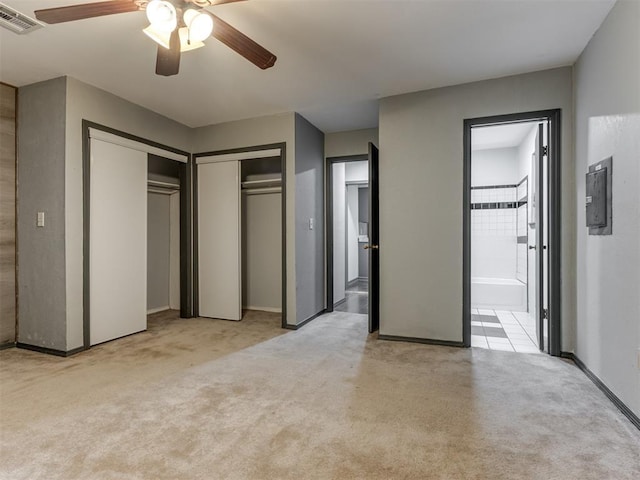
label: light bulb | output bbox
[178,27,205,52]
[145,0,177,33]
[183,9,213,43]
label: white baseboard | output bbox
[147,306,170,315]
[243,306,282,313]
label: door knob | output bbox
[364,244,379,250]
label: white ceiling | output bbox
[472,122,539,151]
[0,0,615,132]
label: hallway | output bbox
[335,278,368,314]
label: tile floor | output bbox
[471,309,541,353]
[335,278,368,314]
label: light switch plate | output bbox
[37,211,45,227]
[309,218,314,230]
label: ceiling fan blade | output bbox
[34,0,140,24]
[210,14,276,70]
[156,29,181,77]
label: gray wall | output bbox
[147,193,171,312]
[192,112,297,325]
[17,77,68,350]
[325,128,378,158]
[378,67,574,342]
[242,192,282,311]
[574,0,640,416]
[295,114,325,322]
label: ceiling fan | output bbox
[33,0,277,76]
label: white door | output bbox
[90,139,147,345]
[198,161,241,320]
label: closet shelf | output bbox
[241,178,282,189]
[148,179,180,192]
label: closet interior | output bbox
[197,150,284,323]
[147,154,181,316]
[241,156,283,316]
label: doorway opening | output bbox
[326,144,380,333]
[334,161,369,314]
[463,110,561,356]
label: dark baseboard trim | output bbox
[378,334,465,348]
[333,298,347,308]
[0,342,16,351]
[16,343,85,358]
[284,309,327,331]
[562,351,640,431]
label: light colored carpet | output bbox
[1,310,639,479]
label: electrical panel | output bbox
[586,156,612,235]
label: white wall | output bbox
[379,67,573,342]
[517,125,538,319]
[471,147,521,286]
[191,113,297,325]
[325,128,378,158]
[471,147,519,186]
[345,161,369,183]
[346,185,359,283]
[332,163,346,303]
[574,0,640,416]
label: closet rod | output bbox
[242,187,282,195]
[148,179,180,190]
[148,187,178,195]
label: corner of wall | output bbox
[17,76,68,351]
[293,113,326,324]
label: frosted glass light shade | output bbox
[145,0,177,33]
[143,24,171,49]
[178,27,205,52]
[183,9,213,42]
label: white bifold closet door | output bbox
[198,160,242,320]
[90,139,147,345]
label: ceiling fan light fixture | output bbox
[183,8,213,43]
[143,24,171,49]
[178,27,205,52]
[145,0,177,33]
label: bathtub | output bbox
[471,277,527,312]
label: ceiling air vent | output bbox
[0,3,44,34]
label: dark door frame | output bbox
[192,143,288,329]
[325,154,368,312]
[82,120,193,350]
[326,150,380,333]
[462,109,562,356]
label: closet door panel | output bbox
[90,139,147,345]
[198,161,241,320]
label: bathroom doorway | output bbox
[463,110,561,356]
[326,144,380,332]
